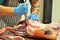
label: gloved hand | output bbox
[28,13,39,21]
[14,2,28,15]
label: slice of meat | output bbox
[13,36,24,40]
[26,20,59,40]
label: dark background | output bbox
[43,0,52,24]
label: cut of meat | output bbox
[26,20,60,40]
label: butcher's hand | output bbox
[28,13,39,21]
[14,2,28,15]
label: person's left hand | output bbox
[28,13,39,21]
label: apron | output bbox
[0,0,21,27]
[0,0,22,35]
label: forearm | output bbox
[0,5,14,16]
[28,0,40,21]
[31,0,40,15]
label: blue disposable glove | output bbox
[28,13,39,21]
[14,2,28,15]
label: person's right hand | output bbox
[14,2,28,15]
[28,13,39,21]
